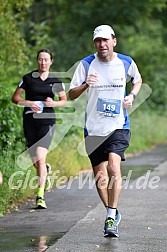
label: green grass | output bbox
[0,141,36,215]
[122,166,154,180]
[0,110,167,215]
[128,109,167,153]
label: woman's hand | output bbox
[44,97,55,107]
[30,101,43,112]
[44,92,67,108]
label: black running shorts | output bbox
[23,113,55,156]
[85,129,131,167]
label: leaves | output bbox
[0,0,167,150]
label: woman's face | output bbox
[37,52,53,72]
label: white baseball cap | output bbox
[93,25,115,41]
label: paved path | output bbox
[48,160,167,252]
[0,143,167,251]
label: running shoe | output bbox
[36,196,47,209]
[45,163,52,191]
[104,217,116,237]
[104,210,121,237]
[115,209,121,226]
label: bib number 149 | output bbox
[97,98,121,116]
[103,103,116,112]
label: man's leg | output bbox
[92,161,109,207]
[107,152,122,209]
[102,152,122,237]
[92,153,122,208]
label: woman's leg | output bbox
[31,146,48,208]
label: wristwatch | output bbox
[129,92,136,100]
[82,81,89,88]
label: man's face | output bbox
[94,37,117,61]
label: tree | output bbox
[0,0,33,149]
[22,0,167,111]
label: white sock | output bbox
[106,207,116,220]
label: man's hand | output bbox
[123,94,134,108]
[86,74,98,86]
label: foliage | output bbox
[0,0,167,214]
[0,0,33,150]
[0,0,33,214]
[0,139,29,215]
[0,0,33,79]
[21,0,167,111]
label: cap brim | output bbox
[93,32,112,41]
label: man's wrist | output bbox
[129,92,136,100]
[82,81,89,88]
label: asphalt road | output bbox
[0,143,167,252]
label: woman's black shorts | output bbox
[23,113,55,156]
[85,129,131,167]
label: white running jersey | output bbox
[70,53,141,136]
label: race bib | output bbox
[97,98,121,117]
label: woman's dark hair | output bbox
[37,48,53,60]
